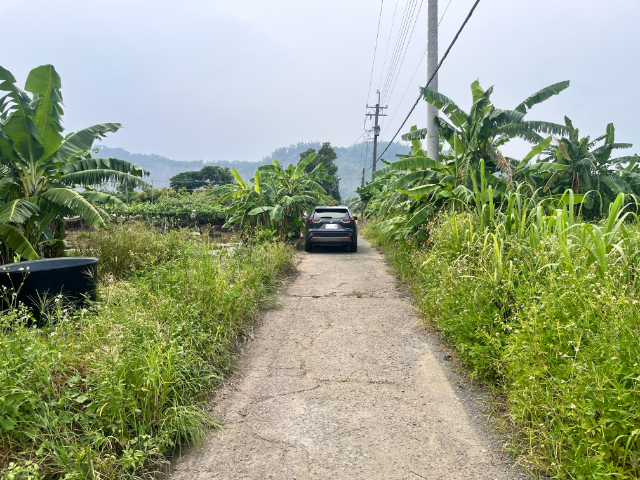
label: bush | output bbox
[364,213,640,478]
[74,223,189,280]
[0,228,295,478]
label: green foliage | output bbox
[169,165,234,192]
[74,223,188,280]
[214,153,336,238]
[514,117,639,217]
[363,192,640,478]
[0,224,296,478]
[0,64,148,262]
[298,142,341,203]
[105,190,226,226]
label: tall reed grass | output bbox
[364,192,640,478]
[0,225,295,479]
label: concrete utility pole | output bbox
[366,90,387,173]
[361,167,365,189]
[426,0,439,161]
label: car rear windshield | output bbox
[314,209,349,219]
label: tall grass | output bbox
[0,225,295,479]
[364,193,640,478]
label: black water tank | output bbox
[0,257,99,317]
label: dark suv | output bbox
[304,206,358,252]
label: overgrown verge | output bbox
[363,216,640,479]
[0,225,295,479]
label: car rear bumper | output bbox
[309,235,354,244]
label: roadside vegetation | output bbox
[0,224,295,478]
[0,64,149,263]
[213,152,338,238]
[361,80,640,477]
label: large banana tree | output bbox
[213,153,336,238]
[0,64,148,261]
[514,117,639,216]
[422,79,571,186]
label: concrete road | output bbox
[169,237,523,479]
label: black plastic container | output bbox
[0,257,99,319]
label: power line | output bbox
[380,0,454,138]
[379,0,415,103]
[380,0,417,103]
[383,0,424,106]
[376,0,481,163]
[366,0,385,105]
[376,0,400,92]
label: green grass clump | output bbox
[0,226,295,478]
[74,223,191,280]
[364,214,640,478]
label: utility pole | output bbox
[366,90,387,173]
[361,167,365,189]
[151,180,154,204]
[426,0,439,161]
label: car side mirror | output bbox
[353,216,358,220]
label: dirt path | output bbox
[170,238,524,479]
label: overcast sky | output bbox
[3,0,639,162]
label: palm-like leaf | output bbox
[421,88,469,128]
[0,199,39,224]
[0,66,44,163]
[59,170,149,188]
[515,80,570,114]
[53,123,121,161]
[0,225,38,260]
[61,157,148,177]
[293,153,317,179]
[80,191,125,208]
[41,188,105,229]
[24,65,64,160]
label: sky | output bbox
[3,0,640,163]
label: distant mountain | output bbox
[95,140,410,198]
[94,146,263,189]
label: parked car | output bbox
[303,206,358,252]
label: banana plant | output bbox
[514,117,639,217]
[422,79,571,187]
[0,64,149,261]
[213,153,336,238]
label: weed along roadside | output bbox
[0,225,296,478]
[362,205,640,478]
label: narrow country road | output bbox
[170,237,523,479]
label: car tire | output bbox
[305,239,312,252]
[350,239,357,252]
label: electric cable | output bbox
[376,0,400,92]
[366,0,385,105]
[383,0,424,106]
[376,0,481,163]
[380,0,454,138]
[380,0,417,103]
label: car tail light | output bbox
[342,218,355,223]
[307,218,321,223]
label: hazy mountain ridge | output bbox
[96,141,410,197]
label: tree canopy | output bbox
[169,165,234,191]
[298,142,341,203]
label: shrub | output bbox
[1,228,295,478]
